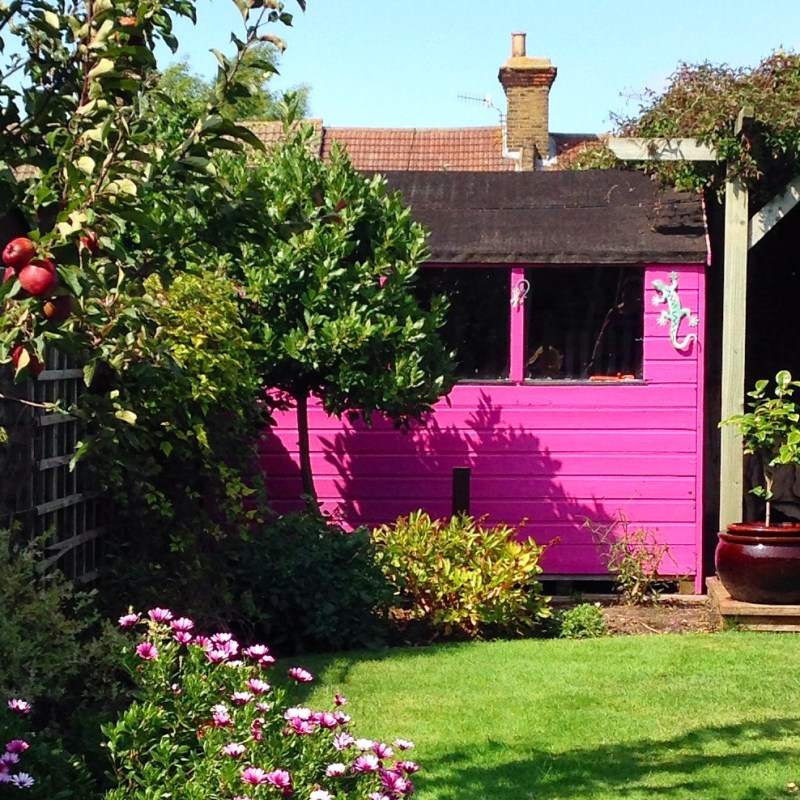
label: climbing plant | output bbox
[612,51,800,203]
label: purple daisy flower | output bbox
[287,666,313,683]
[135,641,159,660]
[265,769,292,796]
[222,743,246,758]
[118,612,141,627]
[246,678,271,694]
[147,607,173,622]
[333,731,355,751]
[170,617,194,632]
[380,769,410,795]
[352,754,380,773]
[5,740,29,755]
[10,772,35,789]
[373,742,394,759]
[241,767,269,786]
[393,738,415,751]
[325,763,346,778]
[7,699,31,715]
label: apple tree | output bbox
[0,0,307,545]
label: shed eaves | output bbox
[382,169,708,265]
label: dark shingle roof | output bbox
[382,170,708,265]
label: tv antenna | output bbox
[457,92,504,124]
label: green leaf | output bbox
[87,58,116,79]
[114,409,138,425]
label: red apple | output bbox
[80,230,100,254]
[18,258,57,296]
[2,237,36,270]
[3,266,15,283]
[43,295,73,323]
[11,345,43,376]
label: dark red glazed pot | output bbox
[716,522,800,604]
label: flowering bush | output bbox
[0,698,34,790]
[104,608,419,800]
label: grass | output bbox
[294,633,800,800]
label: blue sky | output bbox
[166,1,800,134]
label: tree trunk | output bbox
[295,390,319,509]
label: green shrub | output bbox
[559,603,608,639]
[371,511,550,639]
[0,530,129,797]
[237,511,391,654]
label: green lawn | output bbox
[296,633,800,800]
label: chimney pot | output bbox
[511,32,526,58]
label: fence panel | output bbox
[0,350,105,583]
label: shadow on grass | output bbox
[420,717,800,800]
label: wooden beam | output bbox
[719,174,750,529]
[607,137,717,162]
[719,110,754,529]
[749,174,800,249]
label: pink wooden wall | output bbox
[260,263,706,583]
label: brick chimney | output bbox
[498,32,557,170]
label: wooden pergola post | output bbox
[718,109,753,528]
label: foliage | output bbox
[0,531,128,798]
[0,1,305,562]
[158,44,310,121]
[558,602,608,639]
[720,369,800,525]
[584,514,673,605]
[614,51,800,201]
[0,530,100,707]
[236,511,391,655]
[104,608,419,800]
[563,142,620,171]
[213,112,456,502]
[76,268,267,538]
[371,511,550,639]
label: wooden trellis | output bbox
[0,350,105,583]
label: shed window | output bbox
[415,267,510,380]
[525,266,643,380]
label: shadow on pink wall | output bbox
[315,391,615,571]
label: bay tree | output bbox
[216,112,456,505]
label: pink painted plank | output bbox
[260,452,698,478]
[295,429,700,454]
[266,474,697,501]
[541,544,696,575]
[325,498,697,525]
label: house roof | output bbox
[382,170,709,265]
[248,120,603,172]
[320,127,517,172]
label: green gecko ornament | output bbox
[652,272,698,351]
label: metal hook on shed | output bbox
[511,278,530,308]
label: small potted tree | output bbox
[717,370,800,604]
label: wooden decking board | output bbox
[707,577,800,631]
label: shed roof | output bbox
[382,169,708,265]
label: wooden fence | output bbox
[0,350,105,583]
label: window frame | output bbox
[420,262,646,386]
